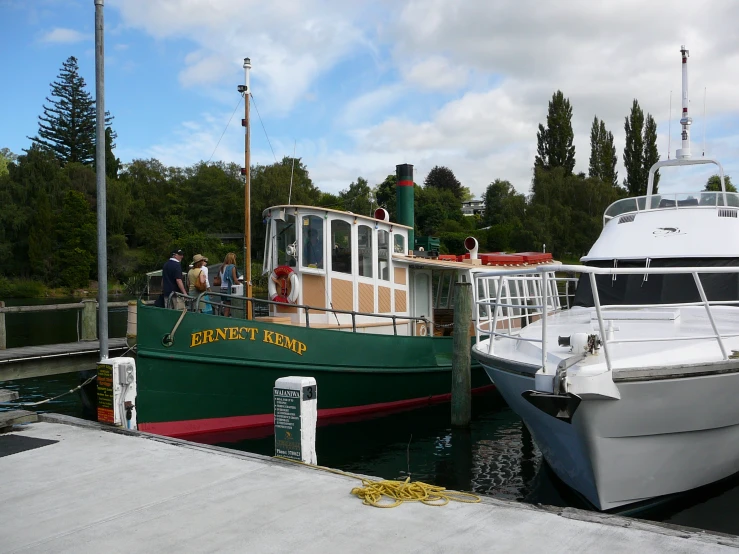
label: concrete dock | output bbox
[2,415,737,553]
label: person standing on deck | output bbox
[158,249,186,309]
[304,228,323,268]
[188,254,209,312]
[218,252,239,317]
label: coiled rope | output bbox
[274,456,480,508]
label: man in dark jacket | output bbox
[156,249,187,308]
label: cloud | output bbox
[40,27,88,44]
[105,0,739,198]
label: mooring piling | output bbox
[451,281,472,427]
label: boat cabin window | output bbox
[394,234,405,254]
[331,219,352,274]
[573,258,739,307]
[302,215,324,270]
[358,225,373,277]
[378,230,390,281]
[275,214,297,267]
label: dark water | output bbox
[3,303,739,536]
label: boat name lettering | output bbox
[189,327,307,355]
[190,326,258,348]
[262,330,307,356]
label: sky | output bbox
[2,0,739,199]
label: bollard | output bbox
[81,299,97,341]
[96,357,137,429]
[0,301,5,350]
[451,281,472,427]
[126,300,137,346]
[274,376,317,464]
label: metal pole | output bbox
[94,0,108,359]
[243,58,253,320]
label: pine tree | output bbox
[535,90,576,175]
[624,100,660,196]
[29,56,113,167]
[588,117,618,187]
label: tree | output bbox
[588,117,618,187]
[28,56,113,166]
[339,177,373,215]
[643,114,660,193]
[704,174,737,193]
[535,90,576,175]
[424,166,464,200]
[623,100,660,196]
[0,148,17,177]
[374,174,397,222]
[104,127,121,179]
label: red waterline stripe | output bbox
[138,385,495,439]
[397,180,414,187]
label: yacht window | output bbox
[331,220,352,274]
[394,234,405,254]
[276,214,297,267]
[358,225,373,278]
[301,215,324,269]
[378,230,390,281]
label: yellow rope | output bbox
[274,456,481,508]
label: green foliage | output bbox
[704,174,737,192]
[424,166,464,200]
[623,100,660,196]
[28,56,114,166]
[54,190,97,287]
[535,91,576,175]
[588,117,618,187]
[415,185,462,236]
[0,277,45,298]
[339,176,373,216]
[0,148,15,177]
[374,174,397,221]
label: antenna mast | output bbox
[238,58,253,319]
[667,91,672,159]
[676,45,692,159]
[702,87,707,157]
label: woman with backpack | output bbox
[187,254,209,312]
[217,252,239,317]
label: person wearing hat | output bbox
[188,254,210,311]
[157,249,187,309]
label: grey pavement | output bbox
[1,415,737,553]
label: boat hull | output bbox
[136,304,491,443]
[473,350,739,510]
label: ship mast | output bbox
[677,45,692,159]
[238,58,253,319]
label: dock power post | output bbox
[273,376,317,464]
[96,357,137,430]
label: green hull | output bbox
[135,303,490,441]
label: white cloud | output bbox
[40,27,88,44]
[105,0,739,198]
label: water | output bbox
[3,305,739,536]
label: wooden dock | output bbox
[0,338,130,381]
[2,414,737,553]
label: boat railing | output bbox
[473,264,739,373]
[602,191,739,225]
[164,291,431,336]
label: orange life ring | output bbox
[268,265,300,303]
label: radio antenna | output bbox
[667,90,672,159]
[702,87,707,157]
[288,140,296,204]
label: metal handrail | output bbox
[165,291,431,336]
[473,264,739,373]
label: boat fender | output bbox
[268,265,300,303]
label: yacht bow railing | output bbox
[473,264,739,373]
[602,191,739,225]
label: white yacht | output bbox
[471,46,739,510]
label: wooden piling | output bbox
[0,301,5,350]
[81,299,97,341]
[451,281,472,427]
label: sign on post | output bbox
[274,376,317,464]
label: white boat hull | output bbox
[476,352,739,510]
